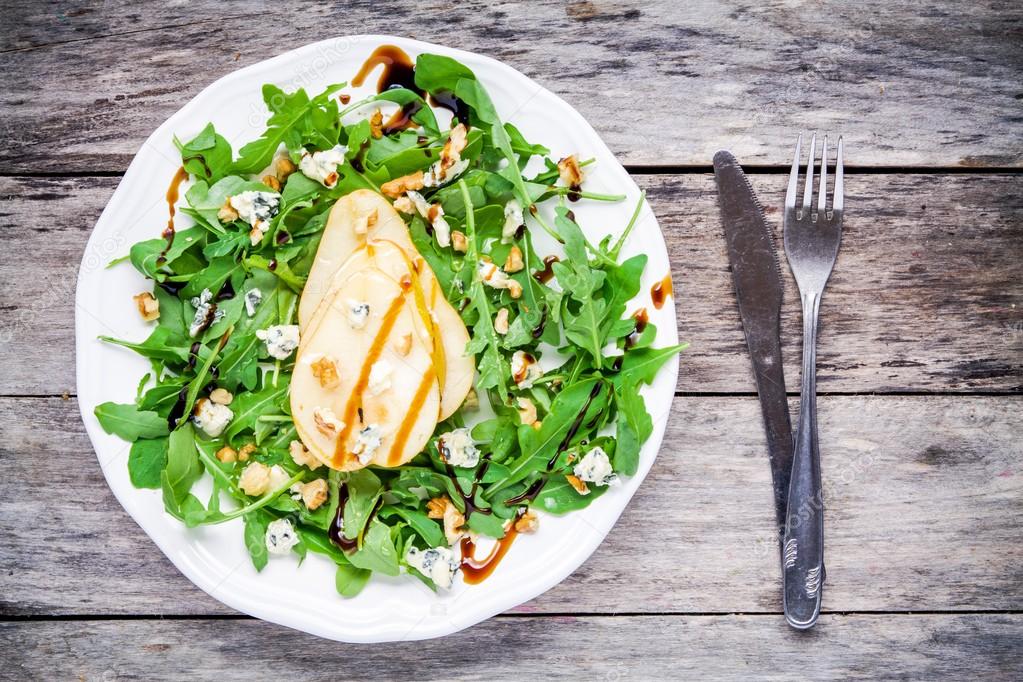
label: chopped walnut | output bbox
[289,440,322,470]
[249,225,265,246]
[426,496,449,519]
[275,157,297,180]
[380,171,425,198]
[451,230,468,253]
[507,280,523,299]
[504,245,524,273]
[565,474,590,495]
[218,200,239,223]
[393,195,414,214]
[440,123,469,175]
[313,406,343,437]
[513,510,539,534]
[494,307,510,335]
[239,462,271,496]
[261,174,281,192]
[516,397,538,426]
[133,292,160,321]
[209,388,233,405]
[353,207,378,235]
[310,355,340,389]
[557,154,584,188]
[462,388,479,411]
[369,109,384,139]
[215,445,237,463]
[237,443,257,462]
[532,420,543,430]
[299,479,329,510]
[394,332,413,356]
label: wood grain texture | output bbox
[2,1,1022,171]
[2,173,1020,396]
[2,614,1021,681]
[2,395,1020,616]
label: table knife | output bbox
[712,150,794,542]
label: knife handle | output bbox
[782,291,825,629]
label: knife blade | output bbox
[712,150,793,544]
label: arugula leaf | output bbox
[379,505,444,547]
[342,469,383,541]
[94,402,168,441]
[613,344,688,387]
[243,510,272,572]
[127,437,168,488]
[175,123,233,183]
[335,563,372,598]
[346,519,400,576]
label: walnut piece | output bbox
[237,443,257,462]
[239,462,271,496]
[557,154,584,188]
[313,406,343,437]
[494,307,510,335]
[133,292,160,321]
[261,174,281,192]
[451,230,468,253]
[289,440,322,470]
[380,171,425,199]
[218,200,239,223]
[209,388,233,405]
[516,397,538,426]
[514,510,539,534]
[300,479,328,510]
[565,474,590,495]
[504,245,524,273]
[507,280,523,299]
[275,157,297,180]
[310,355,340,389]
[369,109,384,139]
[394,332,413,357]
[215,446,237,463]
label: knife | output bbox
[712,150,793,545]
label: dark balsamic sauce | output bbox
[651,273,673,309]
[329,483,359,552]
[352,45,422,95]
[156,166,189,266]
[548,381,604,470]
[460,509,526,584]
[625,308,649,349]
[167,387,190,430]
[429,90,470,126]
[445,458,493,520]
[505,478,545,505]
[533,255,560,284]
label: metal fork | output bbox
[781,132,844,629]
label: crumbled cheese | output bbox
[437,427,479,468]
[256,325,300,360]
[502,198,524,243]
[192,397,233,437]
[405,190,431,217]
[573,446,619,487]
[244,288,262,317]
[299,145,347,188]
[265,518,299,556]
[423,157,469,188]
[366,360,392,397]
[352,424,383,464]
[511,350,543,389]
[478,261,512,290]
[268,464,291,492]
[401,191,451,247]
[405,545,460,589]
[345,300,370,329]
[229,191,280,230]
[189,288,225,338]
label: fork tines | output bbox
[785,133,844,220]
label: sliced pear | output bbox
[300,189,474,418]
[291,267,440,471]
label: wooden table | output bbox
[2,1,1021,679]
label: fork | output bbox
[781,132,844,629]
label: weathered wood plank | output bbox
[2,395,1020,616]
[1,173,1020,396]
[1,1,1021,171]
[3,614,1021,680]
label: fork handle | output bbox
[782,290,825,629]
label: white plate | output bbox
[76,35,679,642]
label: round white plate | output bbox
[76,35,679,642]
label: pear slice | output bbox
[291,266,440,471]
[300,189,474,418]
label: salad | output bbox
[94,46,684,596]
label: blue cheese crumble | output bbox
[352,424,383,464]
[405,545,460,589]
[229,190,280,245]
[193,397,233,437]
[265,518,299,556]
[573,446,619,487]
[299,145,347,188]
[189,288,225,337]
[345,300,370,329]
[511,350,543,388]
[366,360,392,397]
[243,288,262,317]
[437,427,479,468]
[502,198,523,243]
[256,325,300,360]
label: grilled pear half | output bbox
[300,189,473,419]
[291,267,440,471]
